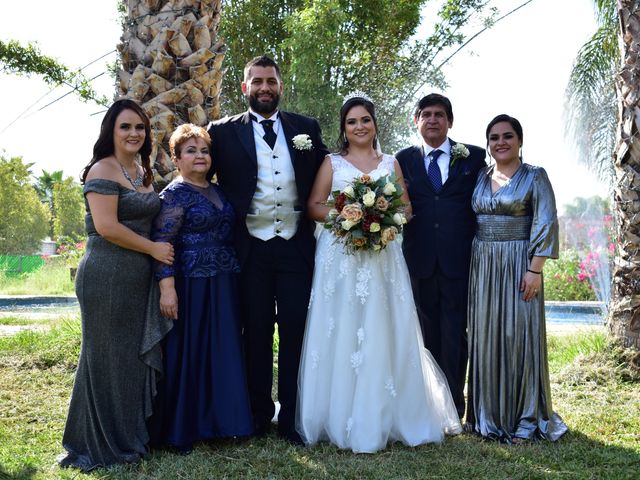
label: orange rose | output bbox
[352,237,367,247]
[381,226,398,245]
[375,196,389,211]
[360,174,372,184]
[341,203,364,222]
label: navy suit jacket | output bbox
[396,139,486,279]
[208,111,329,268]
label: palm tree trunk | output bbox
[611,0,640,350]
[116,0,225,187]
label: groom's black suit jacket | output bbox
[208,111,329,267]
[397,140,486,280]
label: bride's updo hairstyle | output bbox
[338,92,378,154]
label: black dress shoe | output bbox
[279,429,305,446]
[254,423,272,437]
[462,422,475,434]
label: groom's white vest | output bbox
[246,124,300,241]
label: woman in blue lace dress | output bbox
[148,124,253,452]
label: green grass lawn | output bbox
[0,260,75,296]
[1,318,638,480]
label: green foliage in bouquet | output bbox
[324,173,407,253]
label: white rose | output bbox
[362,189,376,207]
[292,134,313,150]
[328,208,339,218]
[393,213,407,225]
[343,185,355,197]
[369,222,380,232]
[341,219,356,230]
[383,182,396,195]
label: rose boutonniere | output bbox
[292,134,313,151]
[450,143,470,167]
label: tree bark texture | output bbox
[612,0,640,349]
[117,0,225,186]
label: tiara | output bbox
[342,90,374,105]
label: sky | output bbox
[0,0,608,214]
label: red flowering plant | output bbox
[324,173,407,253]
[56,235,86,267]
[546,210,615,301]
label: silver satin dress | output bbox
[467,163,567,442]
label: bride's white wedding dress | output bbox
[296,153,461,453]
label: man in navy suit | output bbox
[396,94,486,418]
[208,56,329,443]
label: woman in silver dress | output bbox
[466,114,567,443]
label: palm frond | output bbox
[564,10,618,184]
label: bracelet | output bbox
[527,269,542,275]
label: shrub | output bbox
[545,249,597,301]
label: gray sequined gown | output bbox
[467,163,567,443]
[61,179,163,470]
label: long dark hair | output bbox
[81,98,153,186]
[337,97,379,154]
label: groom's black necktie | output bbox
[427,149,443,192]
[261,119,277,149]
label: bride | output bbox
[296,93,461,453]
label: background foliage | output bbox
[220,0,492,151]
[564,0,618,184]
[0,39,107,105]
[0,155,50,254]
[52,178,85,240]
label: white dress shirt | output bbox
[422,139,452,184]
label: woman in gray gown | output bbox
[59,99,174,470]
[466,114,567,443]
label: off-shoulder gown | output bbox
[467,163,567,442]
[61,179,161,471]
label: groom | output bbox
[396,94,486,418]
[208,56,329,443]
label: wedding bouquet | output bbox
[324,174,408,253]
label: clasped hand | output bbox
[151,242,175,265]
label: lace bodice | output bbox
[328,153,397,193]
[152,181,240,279]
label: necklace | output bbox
[120,163,144,189]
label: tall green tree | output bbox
[34,169,64,204]
[0,156,50,255]
[220,0,492,151]
[34,169,63,237]
[611,0,640,352]
[565,0,640,352]
[52,178,85,241]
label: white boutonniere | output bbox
[292,134,313,151]
[450,143,470,167]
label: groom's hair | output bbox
[243,55,282,81]
[414,93,454,122]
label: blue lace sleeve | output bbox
[152,188,185,279]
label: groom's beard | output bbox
[248,93,280,115]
